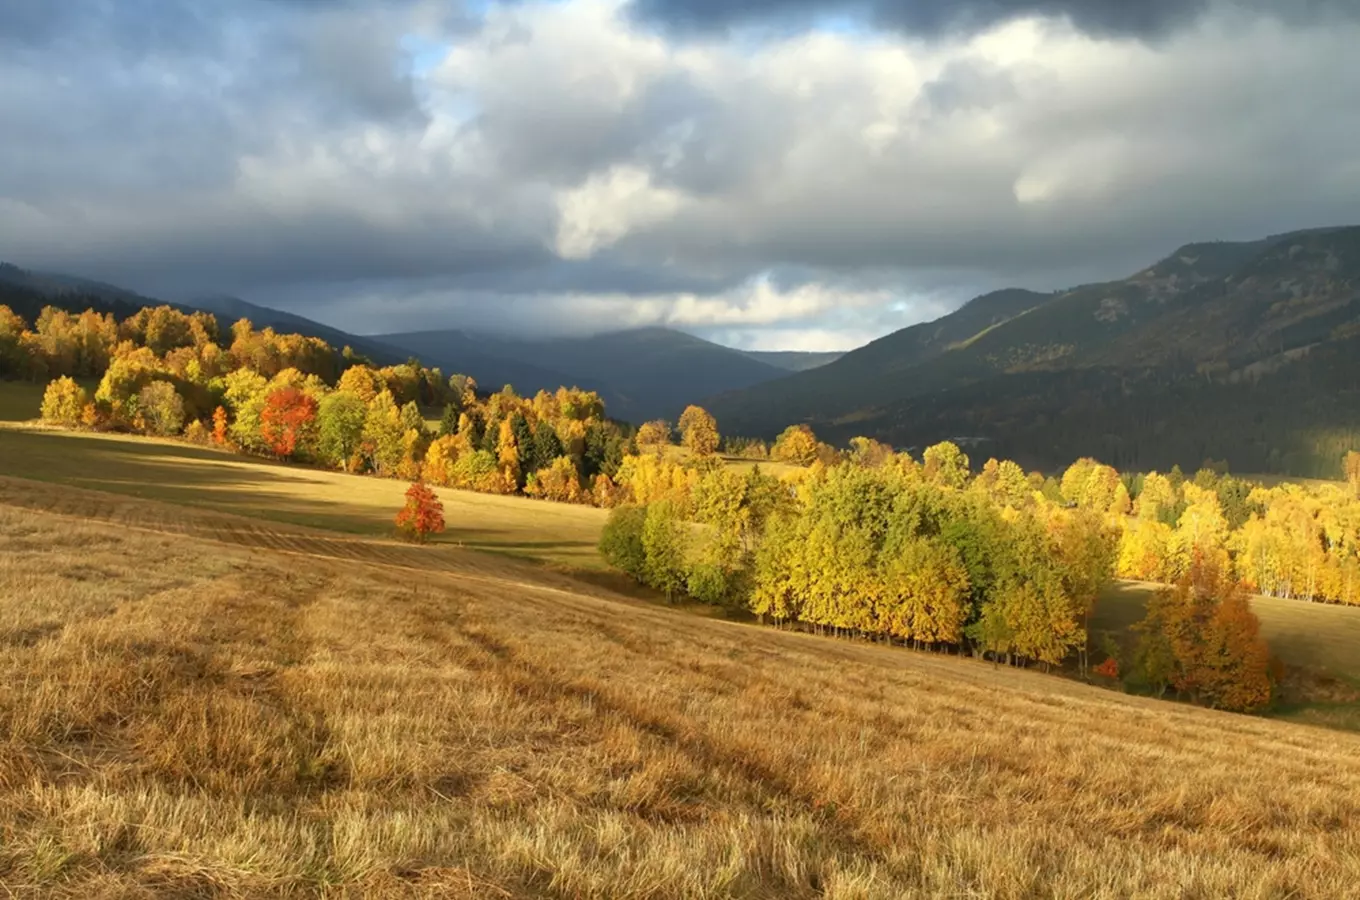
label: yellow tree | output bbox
[496,418,522,490]
[923,441,970,489]
[678,405,720,457]
[878,538,970,645]
[1173,483,1230,576]
[1346,450,1360,498]
[1117,518,1175,582]
[527,456,584,503]
[40,377,89,427]
[337,365,383,403]
[771,425,819,466]
[1136,472,1177,521]
[423,435,462,487]
[636,420,672,453]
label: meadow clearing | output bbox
[4,416,1360,722]
[3,482,1360,898]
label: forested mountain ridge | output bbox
[706,227,1360,477]
[376,326,789,423]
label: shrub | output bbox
[183,420,211,445]
[40,376,89,426]
[395,482,446,543]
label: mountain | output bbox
[740,350,844,372]
[378,327,788,423]
[706,227,1360,478]
[0,262,176,322]
[191,295,419,368]
[703,287,1052,437]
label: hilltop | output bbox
[707,227,1360,476]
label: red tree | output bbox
[396,482,446,543]
[259,388,318,459]
[212,405,229,446]
[1093,657,1120,680]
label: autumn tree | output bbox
[363,391,407,476]
[527,456,583,503]
[338,365,383,403]
[212,406,230,446]
[40,376,89,427]
[1346,450,1360,498]
[1134,556,1273,712]
[636,420,672,453]
[259,387,319,460]
[923,441,970,489]
[135,381,186,436]
[678,405,720,457]
[395,482,446,543]
[771,424,819,466]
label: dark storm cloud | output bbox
[628,0,1354,38]
[3,0,1360,347]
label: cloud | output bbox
[627,0,1358,40]
[1,0,1358,351]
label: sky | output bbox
[2,0,1359,351]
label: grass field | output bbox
[3,487,1360,898]
[0,424,608,569]
[0,380,45,423]
[1094,581,1360,730]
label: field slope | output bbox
[2,480,1360,898]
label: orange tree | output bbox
[259,387,319,460]
[1133,554,1273,712]
[395,482,446,544]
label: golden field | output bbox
[2,476,1360,898]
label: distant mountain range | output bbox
[374,326,807,423]
[11,224,1360,476]
[0,264,838,424]
[705,226,1360,478]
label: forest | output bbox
[7,300,1360,712]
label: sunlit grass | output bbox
[2,497,1360,897]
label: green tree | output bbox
[642,501,689,602]
[438,403,460,437]
[317,391,368,471]
[599,505,648,581]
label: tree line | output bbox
[11,300,1359,712]
[599,443,1294,712]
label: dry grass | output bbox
[0,424,608,568]
[3,482,1360,898]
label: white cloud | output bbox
[1,1,1358,350]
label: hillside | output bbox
[191,295,414,368]
[379,326,789,422]
[0,264,160,323]
[3,474,1360,896]
[708,228,1360,476]
[741,349,844,371]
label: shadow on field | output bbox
[0,426,603,566]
